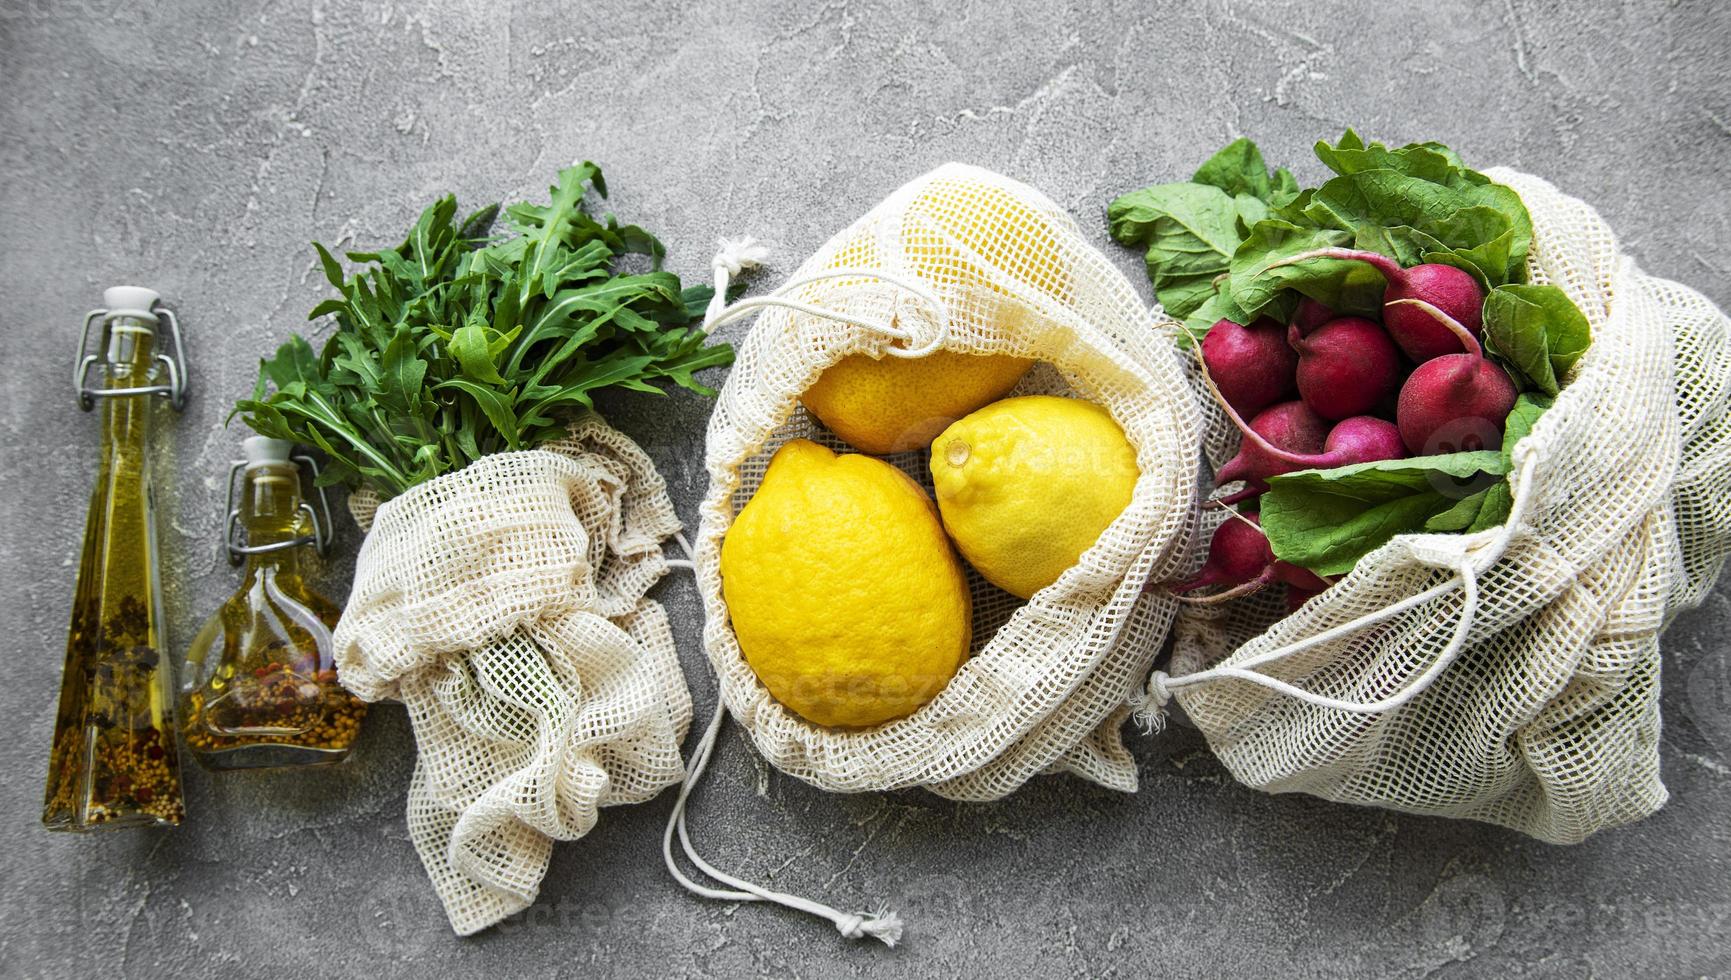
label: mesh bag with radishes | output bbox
[1110,132,1731,843]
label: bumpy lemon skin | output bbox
[930,395,1139,600]
[720,440,972,728]
[802,351,1034,455]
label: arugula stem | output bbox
[280,395,414,493]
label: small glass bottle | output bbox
[179,437,365,769]
[44,286,190,831]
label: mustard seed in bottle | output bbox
[179,437,366,770]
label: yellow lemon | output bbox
[802,351,1033,455]
[799,172,1072,456]
[721,439,971,728]
[931,395,1139,600]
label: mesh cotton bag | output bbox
[1147,169,1731,844]
[693,162,1200,798]
[334,414,692,934]
[659,164,1202,942]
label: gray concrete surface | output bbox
[5,0,1731,976]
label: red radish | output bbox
[1311,415,1407,468]
[1171,513,1274,598]
[1214,400,1330,500]
[1285,585,1325,612]
[1201,317,1299,418]
[1271,249,1485,363]
[1393,300,1518,454]
[1194,329,1408,502]
[1288,316,1403,421]
[1273,561,1330,593]
[1291,297,1335,336]
[1171,512,1334,602]
[1212,409,1405,506]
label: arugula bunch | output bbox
[236,163,733,500]
[1111,133,1592,578]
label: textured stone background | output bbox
[5,0,1731,976]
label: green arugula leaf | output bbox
[1260,452,1509,576]
[1482,284,1592,396]
[262,335,324,390]
[436,378,522,450]
[313,242,346,290]
[449,322,507,385]
[235,163,734,500]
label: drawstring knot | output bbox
[834,906,905,947]
[712,236,769,277]
[1132,670,1172,734]
[698,236,950,359]
[705,237,771,326]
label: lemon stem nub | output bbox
[945,439,972,467]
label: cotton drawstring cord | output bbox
[700,241,950,359]
[665,532,700,572]
[704,237,771,326]
[1138,452,1539,725]
[659,523,904,946]
[660,238,954,947]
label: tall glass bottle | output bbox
[44,286,189,831]
[179,437,365,769]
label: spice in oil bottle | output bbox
[44,286,188,831]
[180,437,365,769]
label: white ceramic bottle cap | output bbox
[102,285,161,318]
[241,435,294,468]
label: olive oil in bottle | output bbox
[44,286,190,831]
[179,437,364,769]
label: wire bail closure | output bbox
[224,453,336,565]
[74,301,190,411]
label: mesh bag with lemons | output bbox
[688,163,1202,809]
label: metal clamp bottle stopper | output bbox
[224,436,335,565]
[73,285,190,411]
